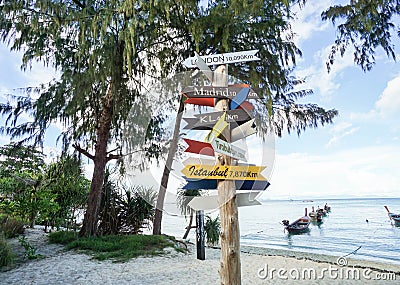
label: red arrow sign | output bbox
[184,97,254,111]
[183,138,214,156]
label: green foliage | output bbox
[322,0,400,71]
[0,215,25,239]
[176,189,202,218]
[0,232,13,268]
[98,168,157,235]
[204,215,221,246]
[18,236,41,260]
[0,145,89,230]
[50,233,176,262]
[0,144,55,227]
[41,154,89,230]
[48,231,78,245]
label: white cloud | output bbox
[296,45,356,101]
[263,145,400,199]
[292,1,334,43]
[349,74,400,121]
[326,122,360,147]
[375,74,400,116]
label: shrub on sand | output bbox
[0,232,13,268]
[0,215,25,238]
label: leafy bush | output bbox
[205,215,221,246]
[50,233,175,262]
[48,231,78,245]
[0,232,13,268]
[18,236,41,260]
[0,215,25,238]
[98,168,157,235]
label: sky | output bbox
[0,0,399,200]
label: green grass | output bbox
[0,232,14,268]
[49,231,179,262]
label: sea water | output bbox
[161,198,400,265]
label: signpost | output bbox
[210,137,247,161]
[182,157,254,166]
[182,164,266,180]
[204,112,229,143]
[183,138,214,156]
[188,192,262,211]
[183,50,260,68]
[230,87,250,110]
[182,179,270,191]
[182,85,262,100]
[181,50,265,284]
[183,109,252,130]
[231,118,257,142]
[184,97,255,111]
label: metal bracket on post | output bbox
[196,210,205,260]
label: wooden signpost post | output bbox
[181,50,263,285]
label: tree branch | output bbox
[73,144,95,160]
[71,0,86,9]
[106,154,122,162]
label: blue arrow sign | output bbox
[182,178,270,190]
[230,87,250,110]
[183,179,218,190]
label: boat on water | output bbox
[324,203,331,212]
[309,206,323,222]
[384,206,400,226]
[282,208,311,234]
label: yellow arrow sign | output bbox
[182,164,267,181]
[204,111,228,142]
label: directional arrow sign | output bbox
[183,179,217,190]
[183,138,214,156]
[235,180,270,191]
[231,118,257,142]
[182,179,270,190]
[183,50,260,68]
[211,137,247,161]
[194,52,213,82]
[230,87,250,110]
[182,164,266,180]
[188,192,262,211]
[183,109,253,130]
[204,112,228,143]
[184,97,255,111]
[182,157,255,166]
[182,85,262,100]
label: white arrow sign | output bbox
[231,118,257,142]
[182,157,254,166]
[183,50,260,68]
[188,192,262,210]
[194,52,214,82]
[211,137,247,161]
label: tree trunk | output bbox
[79,84,114,237]
[182,209,194,239]
[214,65,241,285]
[153,97,185,235]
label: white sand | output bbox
[1,228,399,284]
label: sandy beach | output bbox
[1,228,399,284]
